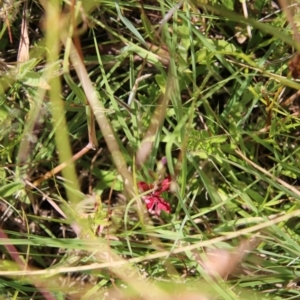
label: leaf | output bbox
[122,44,164,66]
[178,24,191,59]
[141,9,155,41]
[212,39,237,52]
[196,39,236,63]
[223,0,235,10]
[205,135,228,144]
[114,1,146,46]
[155,74,166,93]
[0,168,6,180]
[0,106,8,121]
[94,170,123,191]
[21,71,50,89]
[0,182,24,198]
[17,58,37,77]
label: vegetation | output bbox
[1,0,300,299]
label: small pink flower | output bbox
[157,176,171,193]
[138,176,171,216]
[143,195,170,216]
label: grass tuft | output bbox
[1,0,300,299]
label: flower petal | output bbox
[138,181,152,192]
[138,176,172,216]
[143,196,157,212]
[142,195,170,216]
[155,198,171,214]
[153,175,171,195]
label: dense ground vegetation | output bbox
[1,0,300,299]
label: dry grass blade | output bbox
[61,36,136,199]
[235,149,300,198]
[0,229,56,300]
[278,0,300,79]
[32,143,94,187]
[277,0,300,45]
[3,208,300,276]
[105,286,210,300]
[17,0,29,63]
[193,238,260,279]
[136,70,172,167]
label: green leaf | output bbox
[223,0,235,10]
[155,74,166,93]
[0,182,24,198]
[196,39,236,63]
[20,71,50,89]
[115,1,146,46]
[17,58,38,77]
[141,9,155,41]
[122,44,164,67]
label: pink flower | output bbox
[138,176,171,216]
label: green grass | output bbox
[1,0,300,299]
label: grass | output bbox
[1,0,300,299]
